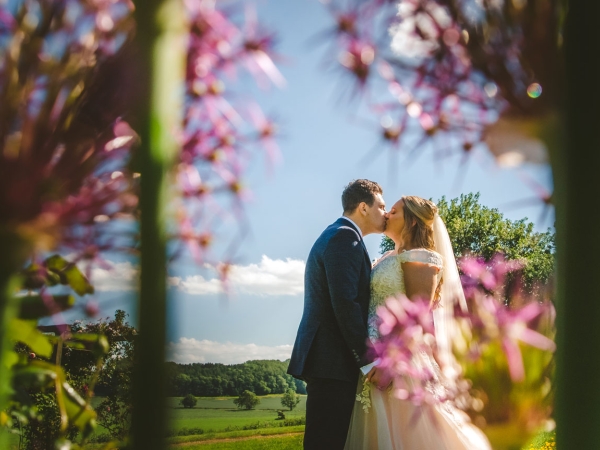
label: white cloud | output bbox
[168,274,223,295]
[89,261,138,292]
[170,255,305,297]
[69,254,304,296]
[167,337,293,364]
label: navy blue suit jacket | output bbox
[288,218,373,382]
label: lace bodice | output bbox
[368,248,443,339]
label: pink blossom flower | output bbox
[177,1,283,267]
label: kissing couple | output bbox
[288,179,492,449]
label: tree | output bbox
[281,388,300,411]
[165,360,303,397]
[233,390,260,410]
[180,394,197,409]
[19,393,80,450]
[381,193,555,294]
[64,310,137,440]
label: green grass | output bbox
[166,426,305,445]
[170,428,558,450]
[170,433,304,450]
[523,430,556,449]
[81,427,306,449]
[167,395,306,433]
[16,428,559,450]
[4,432,20,450]
[6,395,557,450]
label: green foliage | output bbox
[67,310,137,440]
[43,255,94,296]
[221,416,305,432]
[280,389,300,411]
[380,193,555,293]
[166,360,306,397]
[2,254,111,449]
[9,320,52,358]
[18,295,75,320]
[181,394,198,409]
[234,391,260,410]
[13,360,97,435]
[165,426,205,437]
[5,308,135,448]
[16,392,80,450]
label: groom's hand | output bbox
[366,367,392,391]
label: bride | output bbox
[345,196,491,450]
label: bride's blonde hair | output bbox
[401,196,438,250]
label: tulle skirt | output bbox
[344,378,491,450]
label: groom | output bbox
[288,179,388,449]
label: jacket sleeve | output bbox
[323,228,372,368]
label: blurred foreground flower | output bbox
[0,1,136,444]
[1,0,283,446]
[174,0,283,265]
[374,255,555,450]
[0,0,137,252]
[319,0,562,206]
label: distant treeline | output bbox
[166,359,306,397]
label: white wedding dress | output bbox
[344,249,491,450]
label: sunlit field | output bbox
[167,395,307,433]
[5,394,556,449]
[170,433,304,450]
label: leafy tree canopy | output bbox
[166,359,306,397]
[281,388,300,411]
[233,390,260,410]
[180,394,197,409]
[65,310,137,440]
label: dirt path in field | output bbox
[171,432,304,447]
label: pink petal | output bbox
[518,328,556,352]
[502,338,525,382]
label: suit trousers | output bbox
[304,376,358,450]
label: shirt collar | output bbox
[339,216,363,238]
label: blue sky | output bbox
[75,0,554,365]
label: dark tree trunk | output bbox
[555,1,600,448]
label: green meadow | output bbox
[167,395,306,433]
[170,433,304,450]
[6,394,557,449]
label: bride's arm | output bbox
[402,261,439,301]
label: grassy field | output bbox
[167,395,307,433]
[171,433,304,449]
[3,394,307,449]
[166,426,305,445]
[5,394,558,449]
[167,429,557,450]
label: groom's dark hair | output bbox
[342,179,383,213]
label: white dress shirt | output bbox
[339,216,363,237]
